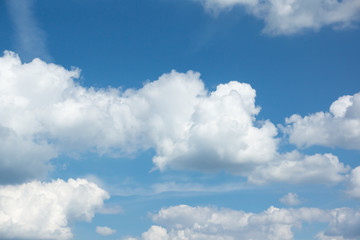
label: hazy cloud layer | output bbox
[196,0,360,35]
[0,178,109,240]
[125,204,360,240]
[284,92,360,150]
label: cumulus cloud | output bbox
[248,151,350,185]
[283,92,360,150]
[0,178,109,240]
[195,0,360,35]
[152,80,278,174]
[126,204,360,240]
[96,226,117,236]
[0,51,278,182]
[279,192,302,206]
[0,51,352,186]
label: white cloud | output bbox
[152,80,278,174]
[248,151,349,185]
[347,166,360,199]
[0,51,352,186]
[0,51,278,182]
[126,204,360,240]
[283,92,360,150]
[96,226,117,236]
[195,0,360,35]
[0,178,109,240]
[279,192,302,206]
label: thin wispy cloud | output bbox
[6,0,50,61]
[109,181,249,197]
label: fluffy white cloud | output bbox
[0,178,109,240]
[0,51,278,182]
[248,151,349,184]
[195,0,360,35]
[284,93,360,150]
[96,226,117,236]
[127,204,360,240]
[347,166,360,199]
[0,51,352,186]
[279,192,302,206]
[152,80,278,174]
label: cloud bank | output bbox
[0,178,109,240]
[0,51,352,186]
[195,0,360,35]
[124,204,360,240]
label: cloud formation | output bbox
[195,0,360,35]
[0,178,109,240]
[125,204,360,240]
[0,51,278,182]
[0,51,352,186]
[283,92,360,150]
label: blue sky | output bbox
[0,0,360,239]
